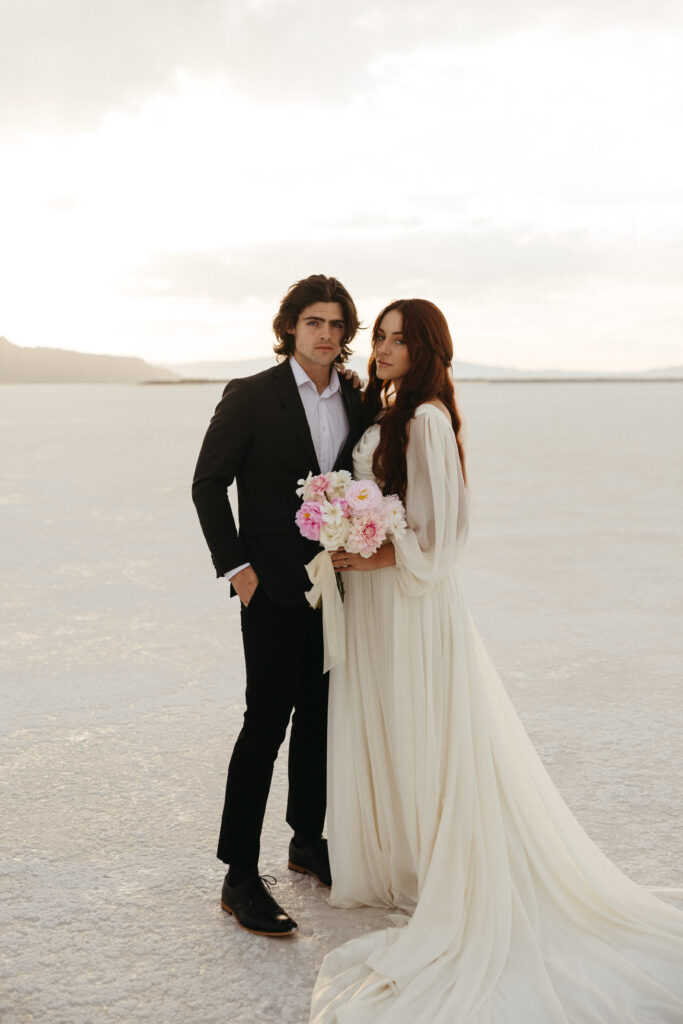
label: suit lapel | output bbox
[336,369,365,471]
[338,370,364,443]
[271,360,321,474]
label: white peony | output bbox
[325,469,352,500]
[382,494,408,538]
[319,507,352,551]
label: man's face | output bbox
[288,302,345,375]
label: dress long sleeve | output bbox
[392,405,469,597]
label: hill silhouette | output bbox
[0,337,178,384]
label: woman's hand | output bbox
[330,544,396,572]
[341,368,364,390]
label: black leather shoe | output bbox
[288,837,332,888]
[221,874,298,937]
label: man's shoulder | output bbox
[222,361,289,397]
[249,361,289,384]
[336,367,364,407]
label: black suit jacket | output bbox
[192,359,365,606]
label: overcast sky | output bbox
[2,0,682,370]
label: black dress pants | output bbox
[216,584,328,867]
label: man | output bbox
[192,274,364,937]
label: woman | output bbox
[310,299,683,1023]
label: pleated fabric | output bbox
[311,404,683,1024]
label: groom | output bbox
[192,274,364,937]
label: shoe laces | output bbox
[249,873,284,914]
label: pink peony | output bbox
[331,497,351,518]
[347,512,387,557]
[308,474,331,500]
[346,479,383,516]
[295,501,324,541]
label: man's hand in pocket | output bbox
[232,566,260,606]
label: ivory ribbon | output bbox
[305,550,346,672]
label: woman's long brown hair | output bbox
[364,299,466,502]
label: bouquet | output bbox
[295,470,407,602]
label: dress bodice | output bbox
[352,422,381,482]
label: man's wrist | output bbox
[225,562,250,582]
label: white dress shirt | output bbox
[226,357,350,582]
[289,356,349,474]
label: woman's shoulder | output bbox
[414,399,451,425]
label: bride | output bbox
[311,299,683,1023]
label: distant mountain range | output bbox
[162,355,683,382]
[162,355,519,380]
[0,337,177,383]
[1,337,680,384]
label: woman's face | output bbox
[374,309,410,387]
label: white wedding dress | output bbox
[310,404,683,1024]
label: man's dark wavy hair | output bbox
[272,274,360,364]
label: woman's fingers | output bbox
[331,552,355,570]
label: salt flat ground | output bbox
[1,381,681,1024]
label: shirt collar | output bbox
[290,357,340,397]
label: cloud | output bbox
[128,223,681,298]
[42,196,79,213]
[0,0,226,134]
[118,221,683,368]
[3,0,683,135]
[3,1,681,371]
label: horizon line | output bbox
[1,335,680,378]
